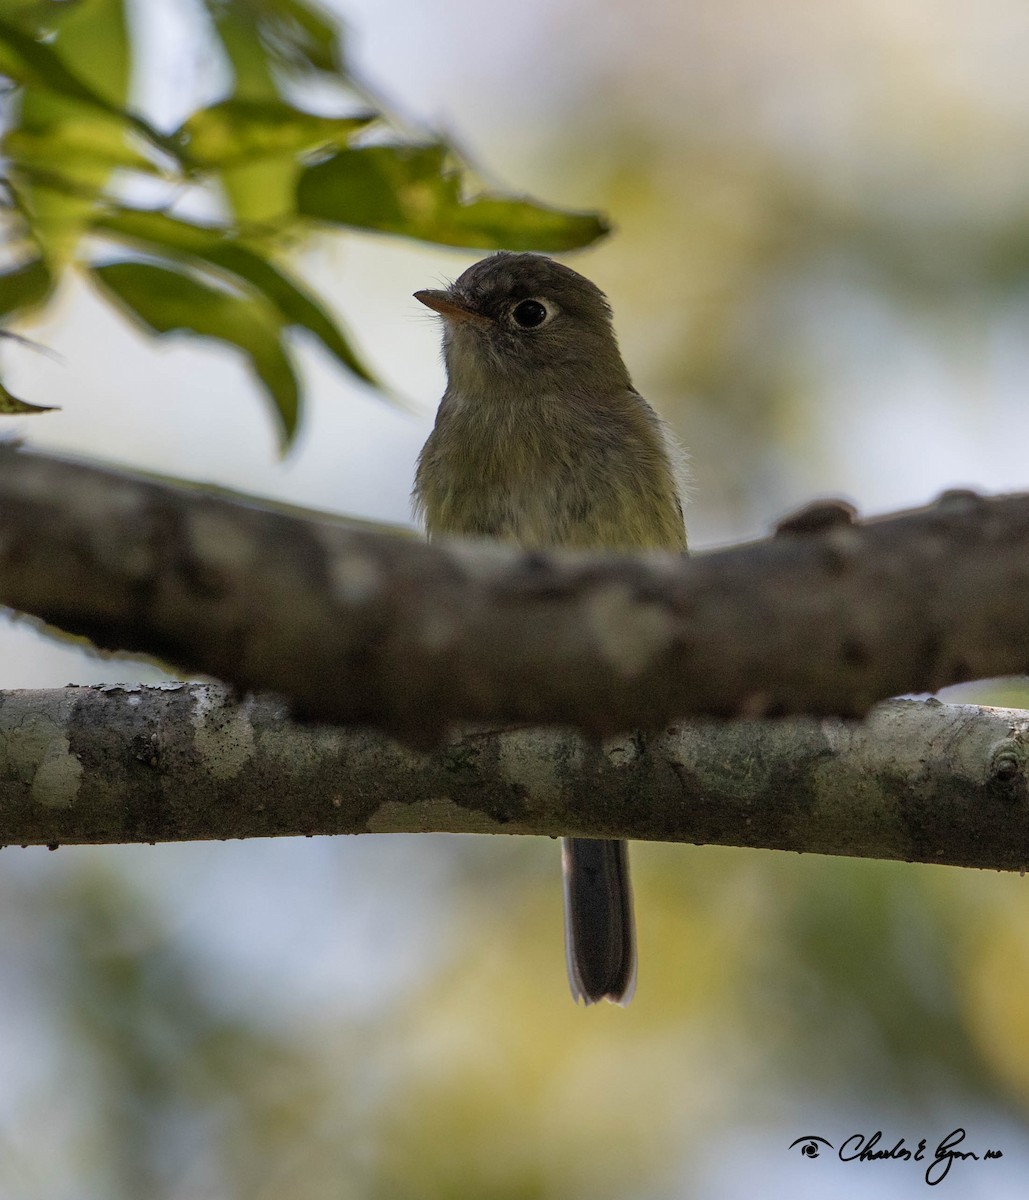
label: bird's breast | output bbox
[415,389,686,552]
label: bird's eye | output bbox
[511,299,550,328]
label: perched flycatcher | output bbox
[414,252,687,1004]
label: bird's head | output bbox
[415,252,631,396]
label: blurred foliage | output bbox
[0,856,382,1200]
[12,837,1028,1200]
[0,0,606,446]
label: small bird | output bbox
[413,252,688,1005]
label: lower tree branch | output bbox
[1,450,1029,744]
[3,685,1027,872]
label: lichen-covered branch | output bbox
[1,449,1029,743]
[2,685,1028,872]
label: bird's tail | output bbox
[561,837,637,1005]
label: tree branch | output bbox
[3,685,1028,872]
[1,449,1028,744]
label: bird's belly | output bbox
[448,465,628,550]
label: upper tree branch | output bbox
[0,449,1027,744]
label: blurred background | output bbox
[4,0,1029,1195]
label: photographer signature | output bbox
[788,1128,1003,1185]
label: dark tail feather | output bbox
[561,837,636,1005]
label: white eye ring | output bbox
[510,297,553,329]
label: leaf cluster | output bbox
[0,0,607,443]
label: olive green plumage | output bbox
[413,252,688,1004]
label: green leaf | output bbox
[179,98,371,166]
[203,2,279,100]
[202,243,376,385]
[17,0,130,109]
[256,0,344,74]
[192,5,362,224]
[189,5,294,224]
[199,0,344,78]
[93,208,376,385]
[296,144,609,251]
[4,114,145,263]
[90,260,300,443]
[0,258,53,321]
[5,118,168,176]
[0,16,120,109]
[0,17,179,162]
[0,377,57,415]
[2,1,139,263]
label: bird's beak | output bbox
[414,289,493,327]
